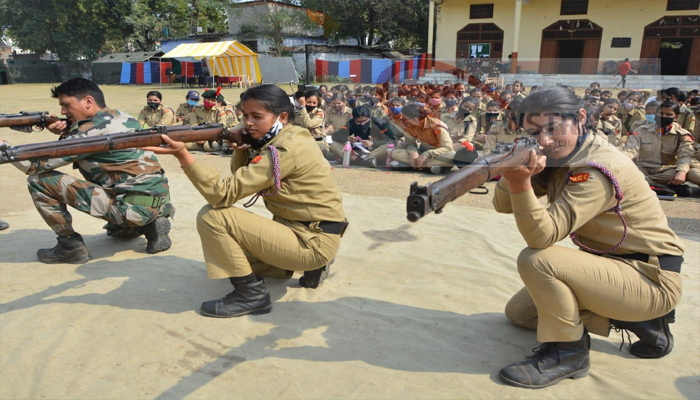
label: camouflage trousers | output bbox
[27,171,166,237]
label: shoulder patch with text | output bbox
[569,173,590,183]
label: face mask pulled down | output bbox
[243,117,284,150]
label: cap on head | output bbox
[202,86,222,100]
[187,90,200,100]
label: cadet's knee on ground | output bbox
[196,205,227,235]
[504,291,538,330]
[516,247,554,279]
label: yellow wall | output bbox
[435,0,694,63]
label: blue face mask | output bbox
[187,99,198,107]
[390,106,403,115]
[645,114,656,123]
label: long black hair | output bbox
[517,87,583,127]
[240,84,294,119]
[146,91,162,100]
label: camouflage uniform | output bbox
[16,108,174,237]
[138,104,176,128]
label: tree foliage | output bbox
[301,0,428,49]
[0,0,230,59]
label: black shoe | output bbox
[499,332,590,389]
[201,278,272,318]
[299,259,334,289]
[611,310,675,358]
[143,218,172,254]
[361,158,377,168]
[103,223,143,239]
[0,220,8,231]
[37,233,92,264]
[669,185,694,198]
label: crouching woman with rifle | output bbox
[494,87,684,388]
[144,85,348,318]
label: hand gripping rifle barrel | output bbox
[0,124,243,164]
[406,137,540,222]
[0,111,68,132]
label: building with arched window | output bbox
[431,0,700,76]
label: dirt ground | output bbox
[0,84,699,400]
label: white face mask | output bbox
[624,101,636,111]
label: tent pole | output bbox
[159,57,162,87]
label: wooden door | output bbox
[581,38,601,74]
[539,40,558,74]
[640,37,660,59]
[688,38,700,75]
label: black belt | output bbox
[615,253,683,273]
[299,220,348,235]
[315,137,325,141]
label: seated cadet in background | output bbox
[596,100,625,149]
[619,91,645,136]
[369,88,389,119]
[330,105,397,167]
[689,97,700,186]
[322,91,334,111]
[295,90,330,158]
[138,90,175,128]
[186,88,226,151]
[470,88,486,115]
[426,90,444,118]
[441,96,479,151]
[176,90,200,123]
[216,94,239,128]
[622,101,697,193]
[664,88,696,132]
[500,90,514,105]
[441,89,460,116]
[390,104,457,174]
[616,90,629,109]
[601,90,612,100]
[386,97,407,141]
[454,82,466,99]
[630,101,659,133]
[588,88,602,105]
[324,93,353,136]
[346,92,359,110]
[512,81,526,100]
[482,97,526,156]
[144,85,347,318]
[476,100,505,150]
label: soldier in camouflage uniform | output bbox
[10,78,174,264]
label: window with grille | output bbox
[560,0,589,15]
[470,4,494,19]
[611,38,632,48]
[667,0,699,10]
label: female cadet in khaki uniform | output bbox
[481,97,526,155]
[495,88,684,389]
[324,93,352,136]
[441,96,478,151]
[475,101,504,150]
[185,88,227,151]
[137,91,175,128]
[618,91,645,136]
[295,90,329,158]
[145,85,347,318]
[598,99,624,148]
[329,105,396,167]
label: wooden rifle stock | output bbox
[0,111,67,132]
[0,124,243,164]
[406,137,539,222]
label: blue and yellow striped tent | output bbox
[162,41,261,83]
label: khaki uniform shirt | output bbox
[622,122,694,173]
[294,106,325,140]
[138,104,175,128]
[596,118,624,149]
[677,104,696,133]
[176,103,196,123]
[619,107,645,136]
[493,133,685,283]
[222,104,239,128]
[482,120,525,155]
[398,117,453,158]
[182,123,345,238]
[441,111,477,144]
[324,107,353,134]
[187,105,226,126]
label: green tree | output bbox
[0,0,131,60]
[301,0,428,49]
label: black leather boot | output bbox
[299,259,334,289]
[0,220,8,231]
[143,217,172,254]
[37,233,92,264]
[200,278,272,318]
[499,331,590,389]
[611,310,675,358]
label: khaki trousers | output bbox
[687,159,700,185]
[196,205,341,280]
[505,246,682,342]
[391,148,456,168]
[637,166,677,186]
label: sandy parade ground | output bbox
[0,83,699,399]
